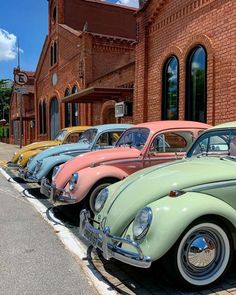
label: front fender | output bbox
[124,192,236,262]
[35,155,73,180]
[17,149,41,167]
[69,165,128,202]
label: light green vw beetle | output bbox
[80,121,236,289]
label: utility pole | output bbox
[14,71,28,148]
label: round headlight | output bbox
[68,173,78,191]
[19,154,23,161]
[133,207,152,240]
[52,166,60,179]
[95,188,109,213]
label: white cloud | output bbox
[116,0,139,7]
[0,29,18,62]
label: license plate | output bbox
[84,227,99,247]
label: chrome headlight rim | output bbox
[133,207,152,240]
[94,188,109,213]
[68,173,79,191]
[52,165,60,179]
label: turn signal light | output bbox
[168,190,185,198]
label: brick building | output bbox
[134,0,236,125]
[35,0,136,141]
[9,70,35,145]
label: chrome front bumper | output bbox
[40,177,77,204]
[7,162,20,169]
[18,168,38,182]
[79,210,151,268]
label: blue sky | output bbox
[0,0,138,80]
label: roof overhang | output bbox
[62,87,133,103]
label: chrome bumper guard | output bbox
[79,210,151,268]
[18,169,38,182]
[7,162,20,169]
[40,177,53,198]
[41,177,77,204]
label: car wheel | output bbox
[166,221,233,290]
[89,178,117,214]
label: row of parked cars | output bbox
[8,121,236,290]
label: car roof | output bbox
[90,124,133,132]
[62,126,90,132]
[207,121,236,131]
[130,120,211,133]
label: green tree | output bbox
[0,79,12,123]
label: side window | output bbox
[64,132,81,143]
[96,131,123,148]
[192,135,229,156]
[111,131,123,145]
[149,131,193,154]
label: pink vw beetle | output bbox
[45,121,210,212]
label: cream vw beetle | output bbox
[81,121,236,289]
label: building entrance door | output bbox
[50,97,59,139]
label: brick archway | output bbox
[100,100,117,124]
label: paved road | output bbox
[0,173,97,295]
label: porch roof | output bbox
[62,87,133,103]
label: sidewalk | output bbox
[0,171,97,295]
[0,142,19,165]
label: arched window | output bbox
[185,45,207,122]
[72,85,79,126]
[64,88,71,127]
[39,101,43,134]
[162,56,179,120]
[43,100,47,134]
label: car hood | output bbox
[11,140,59,163]
[27,142,90,171]
[54,147,141,188]
[101,156,236,235]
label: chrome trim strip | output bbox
[187,179,236,192]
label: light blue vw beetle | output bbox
[19,124,131,187]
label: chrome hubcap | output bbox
[188,235,216,268]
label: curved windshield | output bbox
[187,129,236,158]
[78,128,97,144]
[55,130,68,141]
[116,128,150,150]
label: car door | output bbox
[143,130,194,168]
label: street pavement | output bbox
[0,171,97,295]
[1,142,236,295]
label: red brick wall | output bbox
[35,22,135,140]
[135,0,236,125]
[89,63,135,125]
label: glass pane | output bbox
[186,46,207,122]
[162,56,178,120]
[187,130,232,157]
[150,131,193,153]
[78,128,97,144]
[116,128,150,150]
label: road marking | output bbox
[0,168,117,295]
